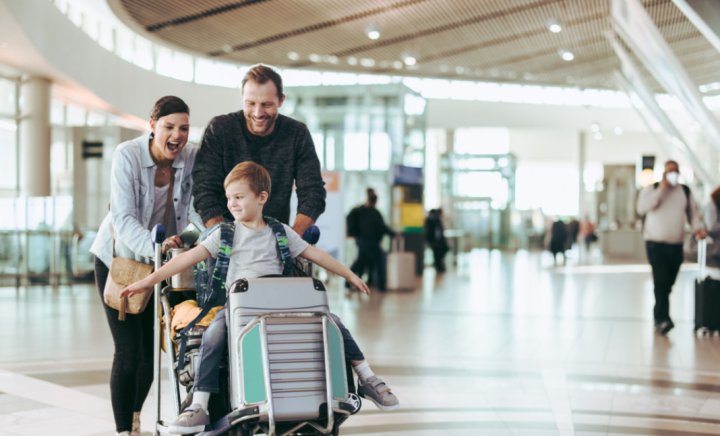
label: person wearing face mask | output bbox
[637,160,707,335]
[192,64,325,235]
[90,96,201,436]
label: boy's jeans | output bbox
[193,308,364,394]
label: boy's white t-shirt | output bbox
[200,221,309,283]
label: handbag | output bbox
[104,168,176,320]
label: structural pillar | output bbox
[578,131,587,219]
[19,76,51,197]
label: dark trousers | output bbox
[351,238,386,290]
[95,256,155,433]
[646,241,684,323]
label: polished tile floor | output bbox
[2,249,720,435]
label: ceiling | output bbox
[112,0,720,92]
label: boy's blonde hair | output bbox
[224,162,271,197]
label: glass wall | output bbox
[0,76,18,197]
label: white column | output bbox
[19,76,52,197]
[578,131,587,218]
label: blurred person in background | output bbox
[425,208,448,273]
[637,160,706,335]
[347,188,395,291]
[702,186,720,268]
[580,217,597,251]
[569,217,580,248]
[549,218,568,265]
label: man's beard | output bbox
[245,112,278,136]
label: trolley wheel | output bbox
[348,393,362,415]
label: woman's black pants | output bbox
[95,256,154,433]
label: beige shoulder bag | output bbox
[104,169,176,320]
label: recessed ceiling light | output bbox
[546,18,563,33]
[401,51,418,66]
[287,52,299,61]
[222,44,233,53]
[323,55,338,64]
[365,24,382,40]
[439,65,449,73]
[347,57,358,66]
[393,61,403,69]
[455,66,465,74]
[591,123,600,132]
[309,54,321,62]
[360,58,375,67]
[558,49,574,61]
[614,127,623,135]
[594,132,603,140]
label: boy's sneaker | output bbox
[358,376,399,411]
[168,404,210,435]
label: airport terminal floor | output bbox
[3,249,720,436]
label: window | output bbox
[454,128,509,155]
[370,132,391,170]
[311,133,324,168]
[515,163,579,215]
[195,59,240,88]
[156,48,194,82]
[0,78,16,115]
[344,133,369,171]
[133,36,154,71]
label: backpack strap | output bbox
[681,184,692,224]
[177,222,235,370]
[264,216,293,277]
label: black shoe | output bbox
[657,320,675,335]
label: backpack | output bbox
[641,183,691,228]
[176,216,292,370]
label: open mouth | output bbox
[167,141,180,152]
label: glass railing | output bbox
[0,196,95,285]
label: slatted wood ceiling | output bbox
[117,0,720,91]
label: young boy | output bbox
[120,162,399,434]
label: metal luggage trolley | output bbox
[149,225,361,436]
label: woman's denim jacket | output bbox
[91,133,202,268]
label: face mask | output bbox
[666,172,679,186]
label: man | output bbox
[424,208,448,273]
[637,160,706,335]
[347,188,395,291]
[193,64,325,234]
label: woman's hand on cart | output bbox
[120,279,153,298]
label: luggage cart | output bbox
[150,225,360,436]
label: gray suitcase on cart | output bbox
[226,277,334,422]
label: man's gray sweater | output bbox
[192,112,326,225]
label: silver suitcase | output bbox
[387,237,416,290]
[227,277,348,423]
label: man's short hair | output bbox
[665,160,679,168]
[224,161,272,197]
[241,64,283,99]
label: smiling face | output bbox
[226,179,268,223]
[242,80,285,136]
[149,112,189,161]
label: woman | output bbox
[702,186,720,268]
[90,96,200,436]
